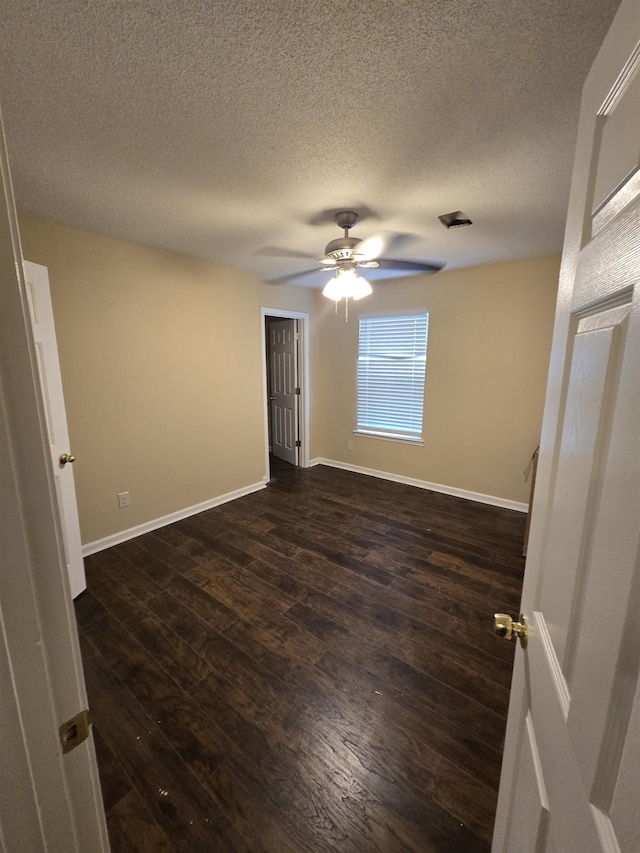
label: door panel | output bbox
[592,48,640,234]
[493,3,640,850]
[506,711,550,853]
[269,318,299,465]
[538,312,621,666]
[24,261,86,598]
[567,303,637,786]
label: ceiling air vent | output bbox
[438,210,473,228]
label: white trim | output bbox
[309,458,528,512]
[354,429,424,446]
[260,308,311,475]
[82,480,266,556]
[358,309,429,320]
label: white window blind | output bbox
[356,314,429,440]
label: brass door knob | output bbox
[493,613,527,648]
[59,453,76,465]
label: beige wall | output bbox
[19,217,319,544]
[20,216,558,544]
[315,256,560,505]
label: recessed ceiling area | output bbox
[1,0,620,286]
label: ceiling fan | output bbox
[265,211,444,310]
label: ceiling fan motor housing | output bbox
[324,236,362,261]
[334,210,359,230]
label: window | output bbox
[356,313,429,442]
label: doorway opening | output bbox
[260,308,310,481]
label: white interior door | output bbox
[493,2,640,851]
[24,260,86,599]
[0,104,108,850]
[269,318,299,465]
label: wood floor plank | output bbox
[294,544,403,586]
[188,511,302,561]
[329,573,456,634]
[132,529,207,575]
[286,586,513,703]
[214,502,277,534]
[74,589,108,628]
[146,591,305,715]
[106,789,174,853]
[153,522,236,567]
[195,663,491,851]
[162,571,239,631]
[217,522,303,561]
[174,519,256,568]
[221,611,327,675]
[368,544,496,596]
[83,546,132,587]
[84,653,236,853]
[90,592,213,692]
[309,648,504,791]
[89,558,164,623]
[203,761,302,853]
[225,564,299,614]
[77,625,100,661]
[193,673,425,853]
[286,604,508,749]
[242,557,332,603]
[186,563,292,622]
[387,569,500,628]
[113,540,184,587]
[77,457,525,852]
[84,612,232,782]
[92,726,132,813]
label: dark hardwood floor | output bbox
[75,458,525,852]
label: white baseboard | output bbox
[309,458,528,513]
[82,480,267,556]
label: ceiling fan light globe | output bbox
[330,268,373,301]
[322,278,345,301]
[350,277,373,300]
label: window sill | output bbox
[353,430,424,446]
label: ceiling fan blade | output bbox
[254,246,318,260]
[265,267,326,285]
[373,258,444,274]
[354,231,415,261]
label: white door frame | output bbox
[0,104,109,849]
[260,307,310,476]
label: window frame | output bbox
[354,311,429,445]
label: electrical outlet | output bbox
[117,491,130,509]
[346,440,354,451]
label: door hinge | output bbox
[294,332,300,341]
[295,440,301,447]
[59,708,92,754]
[295,387,301,395]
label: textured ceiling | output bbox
[1,0,620,286]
